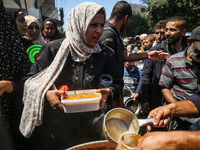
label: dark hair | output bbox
[166,16,186,30]
[154,20,166,30]
[109,1,132,21]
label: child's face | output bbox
[124,62,133,69]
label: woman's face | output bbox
[86,13,104,47]
[26,22,40,41]
[44,21,56,37]
[16,13,27,37]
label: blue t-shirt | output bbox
[123,65,142,93]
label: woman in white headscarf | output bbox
[24,15,46,45]
[20,2,123,150]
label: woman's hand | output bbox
[0,80,13,96]
[97,88,111,109]
[45,90,65,110]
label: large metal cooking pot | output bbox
[66,140,116,150]
[103,108,153,145]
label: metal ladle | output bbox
[103,108,154,145]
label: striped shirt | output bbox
[159,49,199,101]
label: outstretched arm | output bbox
[147,50,169,61]
[147,100,199,131]
[124,50,169,62]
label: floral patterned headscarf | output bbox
[20,2,105,138]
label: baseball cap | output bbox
[190,26,200,50]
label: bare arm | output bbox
[124,50,169,62]
[147,100,199,131]
[137,131,200,150]
[171,100,199,117]
[124,51,148,61]
[161,87,177,103]
[132,92,139,101]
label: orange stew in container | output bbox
[62,93,100,100]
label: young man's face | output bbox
[165,21,185,45]
[155,28,165,43]
[143,39,153,50]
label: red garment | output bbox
[58,85,69,92]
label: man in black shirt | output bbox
[99,1,169,78]
[99,1,169,107]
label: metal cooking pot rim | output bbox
[66,140,116,150]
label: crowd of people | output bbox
[0,0,200,149]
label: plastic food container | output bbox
[61,89,101,113]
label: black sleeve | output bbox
[141,59,154,103]
[107,62,123,97]
[141,43,163,103]
[99,30,116,50]
[100,44,124,101]
[26,39,62,78]
[10,80,25,96]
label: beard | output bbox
[156,38,160,43]
[188,44,200,64]
[166,34,182,46]
[120,23,126,32]
[120,20,129,33]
